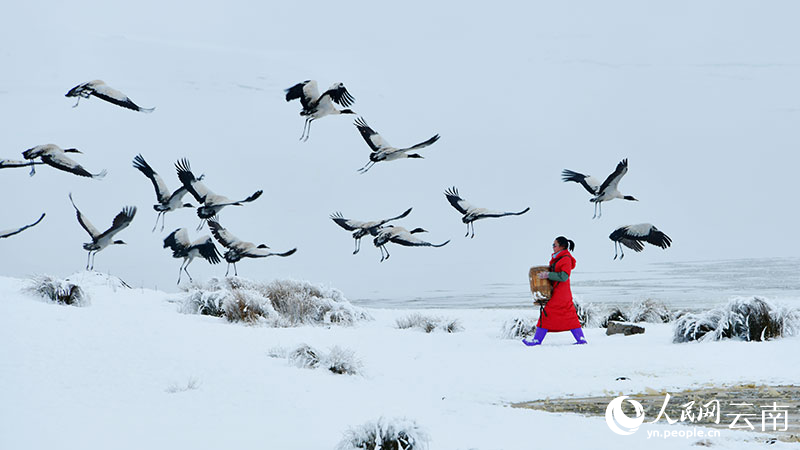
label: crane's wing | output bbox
[321,82,355,107]
[133,154,170,203]
[90,82,154,113]
[99,206,136,240]
[598,159,629,195]
[285,80,318,110]
[42,153,106,179]
[403,134,440,151]
[163,228,191,252]
[246,247,298,258]
[354,117,390,152]
[444,187,474,215]
[561,169,600,195]
[191,236,223,264]
[175,158,212,203]
[0,213,45,239]
[69,193,100,239]
[330,212,365,231]
[390,233,450,248]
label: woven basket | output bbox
[528,266,552,302]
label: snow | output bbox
[2,273,799,449]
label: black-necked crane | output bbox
[609,223,672,260]
[163,228,222,284]
[68,193,136,270]
[562,158,637,218]
[22,144,107,179]
[65,80,154,113]
[372,225,450,262]
[285,80,355,141]
[330,207,412,254]
[175,158,263,230]
[353,118,440,173]
[208,220,296,276]
[132,154,194,232]
[1,158,44,176]
[1,213,45,239]
[444,187,530,238]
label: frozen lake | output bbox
[351,257,800,310]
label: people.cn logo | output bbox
[605,396,645,435]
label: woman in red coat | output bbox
[523,236,587,346]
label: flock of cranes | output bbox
[1,77,673,285]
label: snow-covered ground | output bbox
[2,272,799,449]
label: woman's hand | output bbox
[536,271,549,280]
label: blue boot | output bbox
[522,327,548,346]
[571,327,588,344]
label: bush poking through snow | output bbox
[337,417,429,450]
[165,377,201,393]
[629,299,672,323]
[395,313,463,333]
[327,346,363,376]
[601,307,628,328]
[182,277,370,326]
[673,297,800,343]
[501,316,538,339]
[574,301,602,328]
[25,275,89,306]
[280,344,363,375]
[288,344,321,369]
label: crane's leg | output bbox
[177,261,184,284]
[233,263,238,277]
[72,97,81,108]
[303,119,314,142]
[299,118,309,141]
[152,212,161,232]
[183,260,194,283]
[465,223,470,238]
[470,222,476,239]
[160,213,167,232]
[353,238,360,255]
[613,242,618,260]
[592,201,598,219]
[86,251,92,270]
[357,162,375,173]
[225,262,231,277]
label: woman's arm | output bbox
[547,271,569,282]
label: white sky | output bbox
[1,1,799,300]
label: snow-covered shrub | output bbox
[395,313,463,333]
[673,297,800,343]
[283,344,363,375]
[601,307,629,328]
[628,299,672,323]
[25,275,89,306]
[181,277,371,327]
[327,346,363,376]
[501,316,538,339]
[337,417,429,450]
[288,344,321,369]
[574,301,602,328]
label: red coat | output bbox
[537,250,581,332]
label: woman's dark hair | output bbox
[555,236,575,251]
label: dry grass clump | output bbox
[500,316,538,339]
[628,299,672,323]
[395,313,463,333]
[673,297,800,343]
[25,275,89,306]
[278,344,363,375]
[182,277,371,326]
[337,417,429,450]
